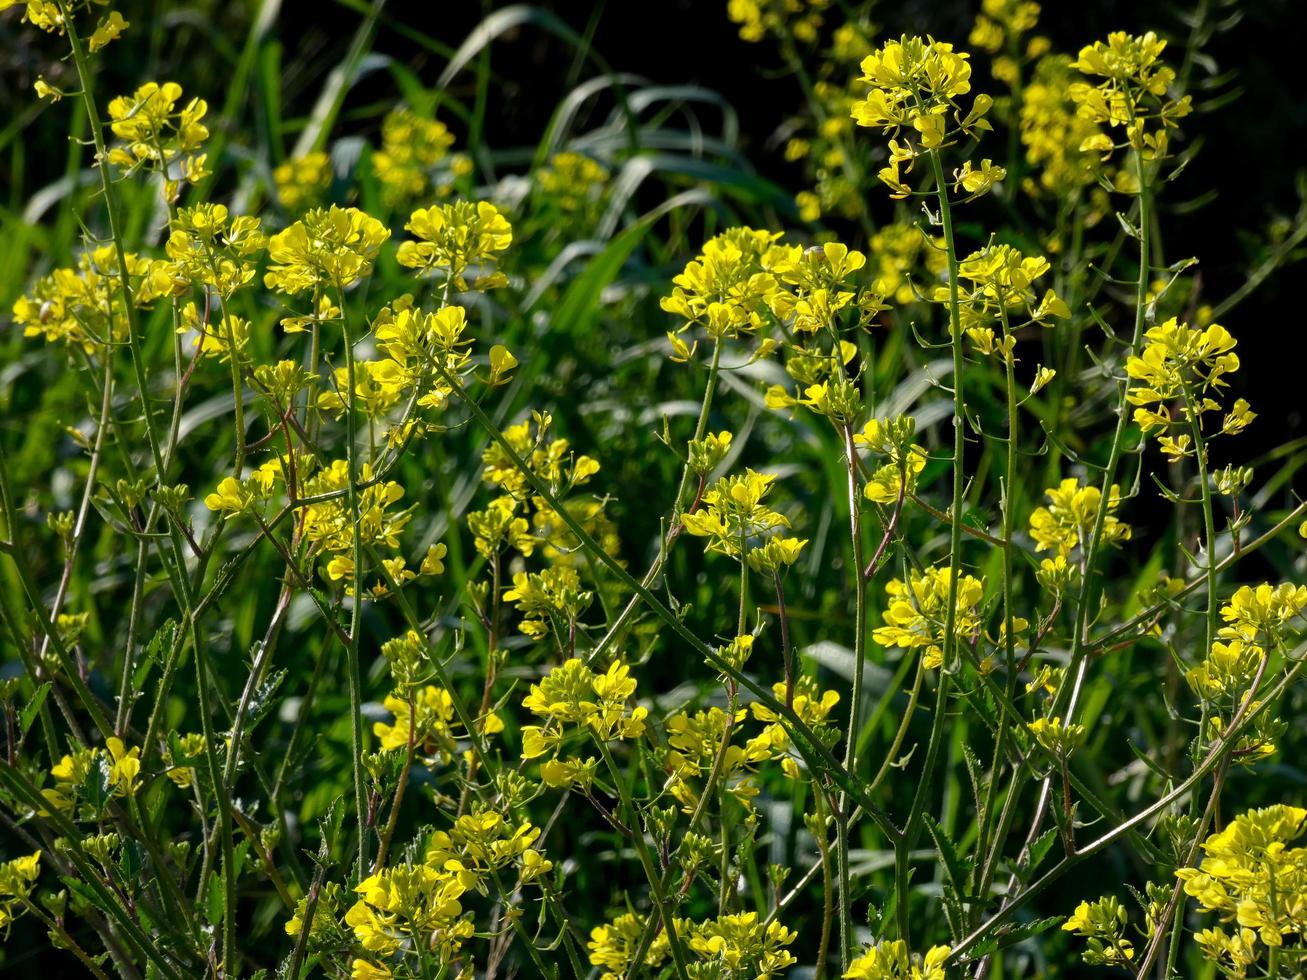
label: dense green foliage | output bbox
[1,2,1306,978]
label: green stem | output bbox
[338,284,370,881]
[595,738,691,980]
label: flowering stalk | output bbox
[338,284,371,882]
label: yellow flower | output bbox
[396,200,512,290]
[1028,477,1131,558]
[844,939,952,979]
[264,206,390,294]
[273,151,332,212]
[872,566,985,668]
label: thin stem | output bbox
[339,284,371,881]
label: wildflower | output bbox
[0,851,41,932]
[521,658,648,751]
[1062,896,1135,967]
[844,939,951,979]
[1178,805,1307,956]
[872,566,985,668]
[686,912,798,976]
[661,228,785,353]
[264,206,389,293]
[1026,716,1085,758]
[273,151,332,212]
[345,862,474,965]
[396,200,512,291]
[372,107,458,208]
[374,685,456,754]
[589,912,672,980]
[1070,31,1192,161]
[1028,478,1131,558]
[681,469,796,563]
[106,81,209,199]
[851,35,991,170]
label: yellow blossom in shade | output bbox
[872,566,985,668]
[536,151,610,226]
[1177,805,1307,954]
[1028,477,1131,558]
[726,0,828,44]
[273,151,332,212]
[373,685,456,753]
[105,737,141,795]
[1026,716,1085,757]
[844,939,951,979]
[372,107,457,208]
[588,912,671,980]
[0,850,41,932]
[1061,896,1135,967]
[350,960,392,980]
[419,543,447,576]
[396,200,512,291]
[1021,54,1109,196]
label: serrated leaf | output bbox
[19,682,50,736]
[962,915,1065,960]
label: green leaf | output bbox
[19,682,51,736]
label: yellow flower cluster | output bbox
[661,227,784,357]
[345,810,552,976]
[947,243,1068,356]
[0,850,41,933]
[589,909,798,979]
[373,685,456,754]
[665,705,772,810]
[588,912,672,980]
[1069,31,1192,163]
[397,199,512,291]
[12,246,176,352]
[1020,54,1111,198]
[1061,895,1135,967]
[726,0,827,44]
[1126,318,1254,461]
[371,107,466,209]
[968,0,1042,86]
[107,81,209,200]
[681,468,808,573]
[521,658,648,768]
[1178,805,1307,966]
[503,565,593,640]
[872,566,985,669]
[273,151,332,213]
[1028,477,1131,558]
[855,416,928,505]
[265,205,390,293]
[851,35,993,196]
[843,939,951,979]
[867,222,947,306]
[43,737,141,814]
[535,151,610,226]
[166,203,267,299]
